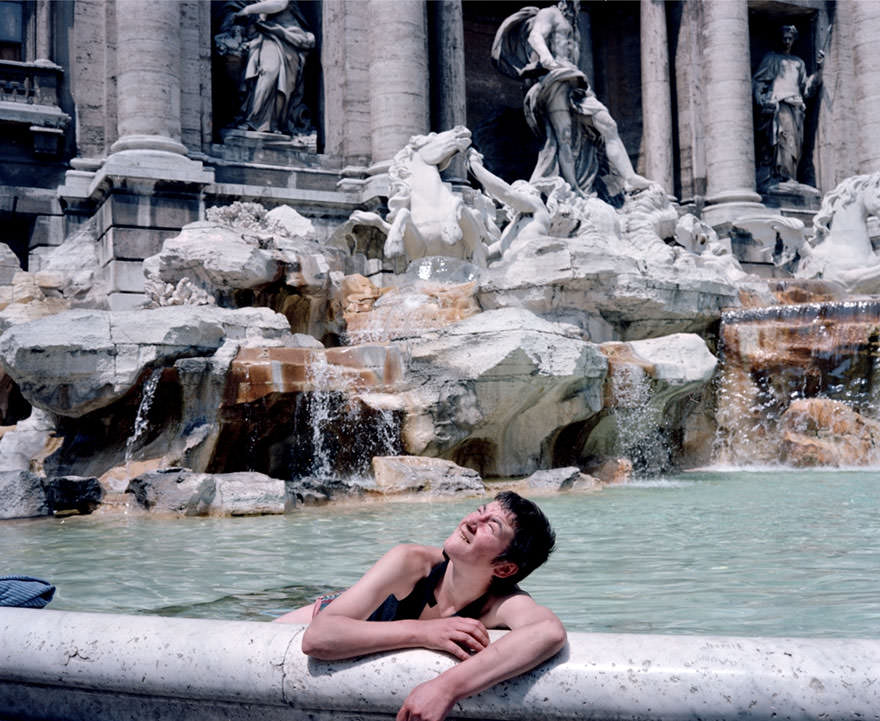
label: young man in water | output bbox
[275,491,565,721]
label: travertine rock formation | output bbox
[780,398,880,467]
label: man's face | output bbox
[445,501,516,572]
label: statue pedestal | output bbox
[219,128,317,157]
[761,181,821,226]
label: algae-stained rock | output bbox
[584,334,717,474]
[406,308,607,477]
[585,457,633,484]
[340,273,481,343]
[127,469,216,515]
[780,398,880,467]
[0,470,49,519]
[44,476,104,515]
[0,244,21,286]
[212,472,287,515]
[0,306,293,417]
[371,456,485,496]
[126,469,288,516]
[0,408,56,473]
[601,332,717,408]
[525,467,598,491]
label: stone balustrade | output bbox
[1,608,877,720]
[0,59,68,156]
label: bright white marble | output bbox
[1,608,877,721]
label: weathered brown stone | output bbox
[780,398,880,467]
[342,275,480,343]
[225,345,406,406]
[716,302,880,465]
[586,457,633,484]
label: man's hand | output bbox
[418,617,489,661]
[396,677,456,721]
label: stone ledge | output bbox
[0,608,878,720]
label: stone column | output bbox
[368,0,430,166]
[430,0,466,181]
[110,0,185,155]
[85,0,212,312]
[640,0,674,193]
[34,0,52,64]
[852,1,880,174]
[700,0,765,225]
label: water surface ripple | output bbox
[2,471,877,637]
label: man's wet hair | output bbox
[492,491,556,584]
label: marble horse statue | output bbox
[334,126,494,268]
[797,172,880,292]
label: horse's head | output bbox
[411,126,472,170]
[861,173,880,218]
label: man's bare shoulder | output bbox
[483,588,561,630]
[534,5,564,26]
[382,543,444,576]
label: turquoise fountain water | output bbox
[3,470,878,637]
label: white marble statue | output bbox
[339,127,495,267]
[215,0,315,135]
[466,149,549,260]
[492,1,649,198]
[752,24,824,192]
[797,172,880,292]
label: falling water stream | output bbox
[714,300,880,465]
[124,368,163,462]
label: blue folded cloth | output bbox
[0,576,56,608]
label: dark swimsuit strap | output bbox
[368,552,491,621]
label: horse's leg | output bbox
[457,206,488,267]
[384,208,429,261]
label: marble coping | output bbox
[0,608,877,720]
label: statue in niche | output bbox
[752,24,824,192]
[492,1,650,199]
[214,0,315,136]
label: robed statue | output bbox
[214,0,315,136]
[752,24,824,192]
[492,1,649,199]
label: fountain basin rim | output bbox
[0,608,877,720]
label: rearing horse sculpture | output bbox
[333,127,494,267]
[797,172,880,292]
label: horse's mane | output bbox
[386,133,440,222]
[812,172,880,243]
[621,183,676,245]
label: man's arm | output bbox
[396,593,567,721]
[468,150,542,215]
[527,8,560,68]
[299,544,490,661]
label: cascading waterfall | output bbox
[301,352,402,481]
[609,364,670,476]
[714,300,880,466]
[124,368,164,462]
[305,352,340,479]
